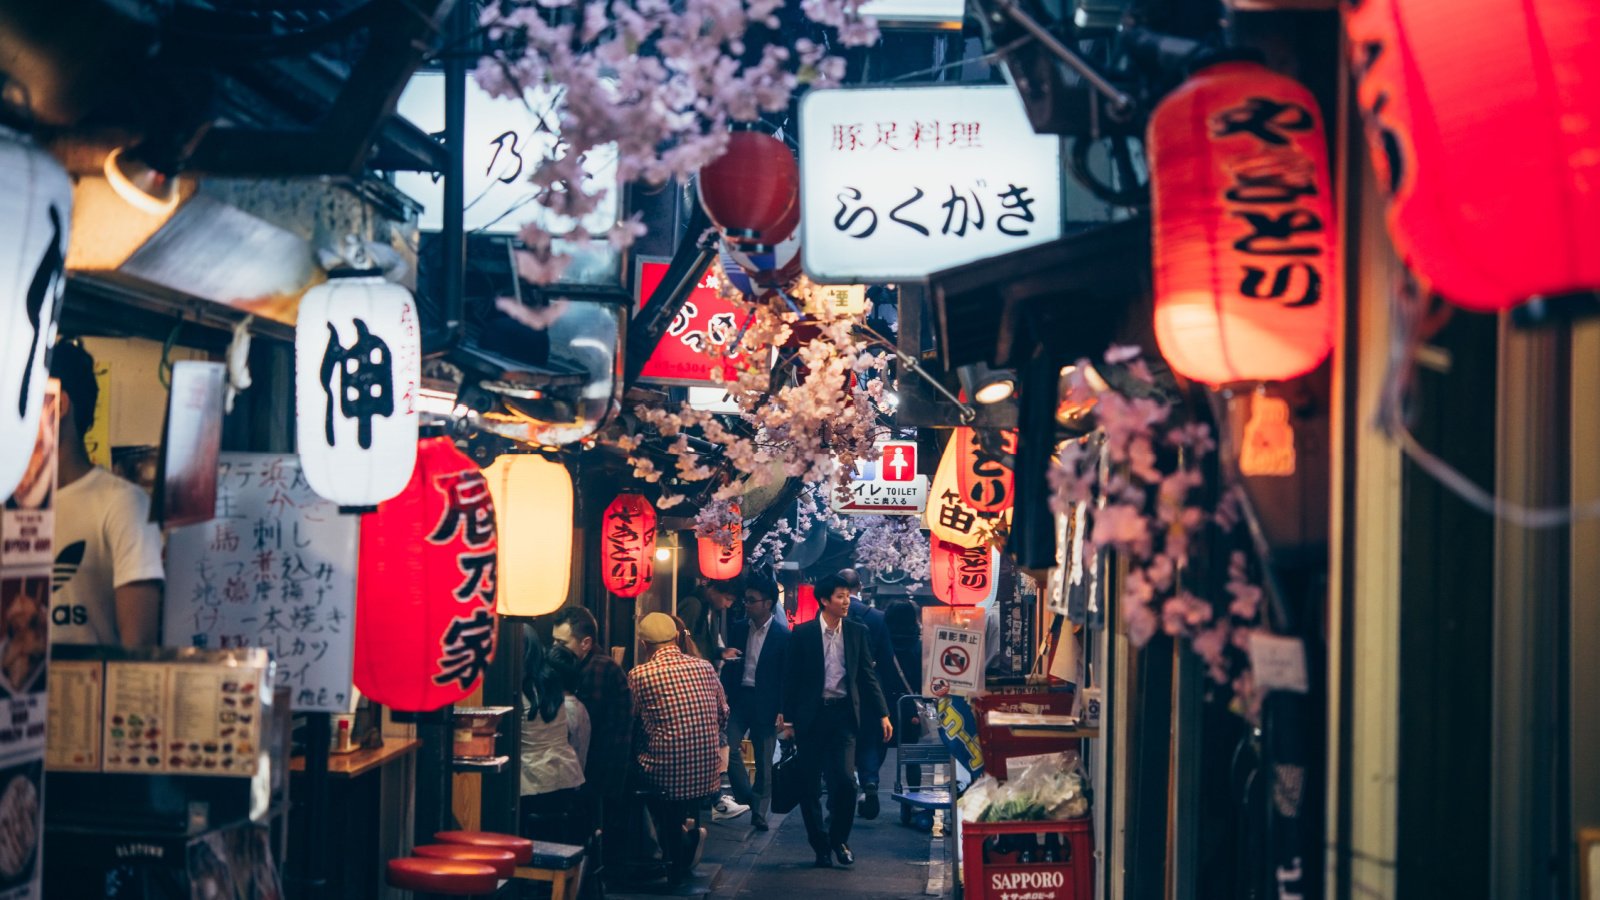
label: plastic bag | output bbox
[963,751,1089,822]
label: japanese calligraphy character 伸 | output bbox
[318,318,395,450]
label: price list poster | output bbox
[0,383,58,900]
[164,453,359,713]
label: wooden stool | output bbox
[385,857,499,896]
[413,844,518,879]
[511,840,585,900]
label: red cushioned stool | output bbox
[434,830,535,866]
[386,857,499,896]
[413,844,518,879]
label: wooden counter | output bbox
[290,739,420,778]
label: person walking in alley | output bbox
[780,572,892,869]
[840,567,895,820]
[718,574,789,830]
[629,612,730,887]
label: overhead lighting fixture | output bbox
[104,146,180,215]
[654,547,673,562]
[957,362,1016,405]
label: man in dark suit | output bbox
[781,572,892,868]
[719,574,790,831]
[840,568,896,821]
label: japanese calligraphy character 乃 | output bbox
[319,318,394,450]
[434,607,497,689]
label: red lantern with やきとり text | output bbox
[931,539,995,606]
[697,506,743,581]
[602,494,657,598]
[955,427,1017,514]
[1345,0,1600,312]
[1148,61,1338,386]
[697,129,799,249]
[354,436,499,712]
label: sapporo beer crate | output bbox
[961,817,1093,900]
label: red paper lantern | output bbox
[1148,61,1338,386]
[697,506,744,580]
[602,494,658,598]
[955,427,1017,514]
[698,129,798,249]
[930,539,995,606]
[792,582,818,625]
[355,436,499,712]
[1345,0,1600,312]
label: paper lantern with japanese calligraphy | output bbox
[926,438,1010,548]
[697,507,743,580]
[295,272,421,507]
[0,127,71,501]
[930,539,997,606]
[698,129,799,249]
[484,453,572,617]
[355,436,499,712]
[602,493,657,598]
[955,427,1017,514]
[1148,61,1337,386]
[1345,0,1600,312]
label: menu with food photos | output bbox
[101,662,169,774]
[96,659,269,778]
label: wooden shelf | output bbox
[290,739,420,779]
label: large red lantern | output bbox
[355,436,499,712]
[930,539,995,606]
[1148,61,1338,386]
[955,428,1017,514]
[1345,0,1600,312]
[602,494,657,598]
[697,505,743,580]
[697,129,798,249]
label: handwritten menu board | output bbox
[44,661,102,771]
[164,454,358,713]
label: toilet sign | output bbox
[831,441,927,515]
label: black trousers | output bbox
[796,700,858,852]
[644,794,700,875]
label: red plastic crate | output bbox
[960,818,1093,900]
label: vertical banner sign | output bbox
[635,260,749,387]
[799,85,1063,283]
[997,562,1037,679]
[0,382,57,900]
[164,453,359,712]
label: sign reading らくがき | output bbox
[799,85,1063,283]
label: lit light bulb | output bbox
[655,547,672,561]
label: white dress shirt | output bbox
[821,617,847,699]
[742,617,774,687]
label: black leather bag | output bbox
[770,742,803,815]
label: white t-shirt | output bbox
[50,468,165,645]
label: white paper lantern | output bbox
[0,128,71,500]
[484,453,574,616]
[294,273,420,507]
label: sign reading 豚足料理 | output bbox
[831,441,928,515]
[799,85,1063,283]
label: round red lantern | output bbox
[697,506,744,580]
[602,494,658,598]
[930,539,995,606]
[1345,0,1600,312]
[354,436,499,712]
[698,129,799,249]
[1148,60,1338,386]
[955,427,1017,514]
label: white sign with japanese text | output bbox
[831,440,928,515]
[859,0,963,26]
[799,85,1063,283]
[164,454,358,713]
[924,623,985,697]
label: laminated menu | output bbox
[44,661,102,771]
[102,663,168,774]
[169,664,262,777]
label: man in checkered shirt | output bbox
[629,612,729,886]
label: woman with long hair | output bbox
[520,628,588,842]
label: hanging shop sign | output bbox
[929,539,997,606]
[926,438,1010,547]
[697,505,744,580]
[601,493,658,598]
[803,283,868,319]
[831,440,928,516]
[636,260,749,387]
[799,85,1063,284]
[954,427,1017,514]
[859,0,964,28]
[484,453,573,617]
[1148,61,1337,386]
[354,437,499,712]
[924,622,986,697]
[165,453,359,712]
[1345,0,1600,312]
[294,273,421,509]
[0,128,71,503]
[154,361,225,529]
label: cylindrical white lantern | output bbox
[0,128,72,499]
[484,453,574,616]
[294,273,420,507]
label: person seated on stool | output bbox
[779,572,892,869]
[628,612,729,888]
